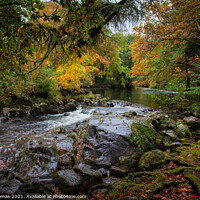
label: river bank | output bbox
[0,90,200,199]
[0,99,200,199]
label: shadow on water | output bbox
[91,87,157,108]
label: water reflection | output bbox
[91,87,157,107]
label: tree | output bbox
[131,0,200,88]
[0,0,145,74]
[130,0,200,112]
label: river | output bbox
[90,87,157,107]
[0,87,157,138]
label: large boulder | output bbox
[138,150,166,171]
[54,169,81,194]
[74,163,105,189]
[84,130,135,168]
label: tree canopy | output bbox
[0,0,144,74]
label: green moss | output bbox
[184,169,200,196]
[51,144,58,155]
[129,121,160,151]
[175,126,192,139]
[138,150,165,171]
[118,153,142,171]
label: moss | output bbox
[175,126,192,139]
[51,143,58,155]
[118,152,142,171]
[183,169,200,196]
[138,150,165,171]
[130,121,160,151]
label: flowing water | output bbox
[0,88,157,138]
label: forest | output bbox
[0,0,200,115]
[0,0,200,199]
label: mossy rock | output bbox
[130,120,161,151]
[110,166,130,177]
[138,150,166,171]
[54,169,81,194]
[74,163,104,189]
[118,152,143,171]
[183,169,200,197]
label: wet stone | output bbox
[56,169,81,187]
[16,179,52,195]
[84,129,135,168]
[0,179,22,195]
[56,138,73,152]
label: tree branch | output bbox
[0,2,20,6]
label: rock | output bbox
[176,123,191,138]
[118,152,143,171]
[123,111,137,118]
[88,125,98,137]
[54,169,81,194]
[177,123,190,132]
[74,163,104,189]
[165,130,176,138]
[110,166,130,177]
[2,107,10,120]
[56,138,73,152]
[183,116,200,130]
[65,103,77,112]
[32,103,49,116]
[94,133,135,167]
[12,142,58,181]
[131,121,160,151]
[0,179,22,194]
[170,142,182,148]
[16,179,52,195]
[138,150,166,171]
[84,129,135,167]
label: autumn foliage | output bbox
[130,0,200,89]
